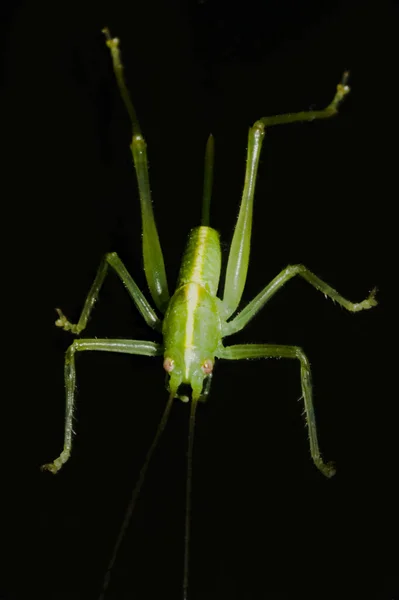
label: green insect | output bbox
[42,28,377,599]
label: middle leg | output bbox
[56,252,161,335]
[223,264,377,336]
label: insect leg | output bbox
[223,264,377,336]
[221,74,350,321]
[103,29,169,313]
[221,120,266,320]
[56,252,162,335]
[41,339,162,474]
[217,343,335,478]
[258,72,350,129]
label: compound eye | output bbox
[201,359,213,375]
[163,357,175,373]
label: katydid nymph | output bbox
[42,28,378,599]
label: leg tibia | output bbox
[296,347,335,478]
[294,264,377,312]
[41,345,76,473]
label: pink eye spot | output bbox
[163,357,175,373]
[202,359,213,375]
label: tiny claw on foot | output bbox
[55,308,69,328]
[317,460,336,478]
[41,462,60,475]
[355,287,378,311]
[41,449,69,474]
[55,308,78,332]
[366,287,378,308]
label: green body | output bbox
[163,226,222,396]
[41,29,378,600]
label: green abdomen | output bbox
[177,226,221,296]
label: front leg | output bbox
[223,264,377,336]
[217,343,335,477]
[41,339,162,474]
[56,252,161,335]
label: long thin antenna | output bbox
[201,134,214,226]
[98,392,175,600]
[183,397,199,600]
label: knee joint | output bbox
[296,346,310,369]
[287,264,305,276]
[66,341,78,360]
[106,251,118,263]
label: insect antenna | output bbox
[183,396,199,600]
[201,134,215,227]
[98,391,175,600]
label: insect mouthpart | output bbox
[164,378,211,403]
[176,383,192,403]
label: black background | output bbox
[2,0,396,599]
